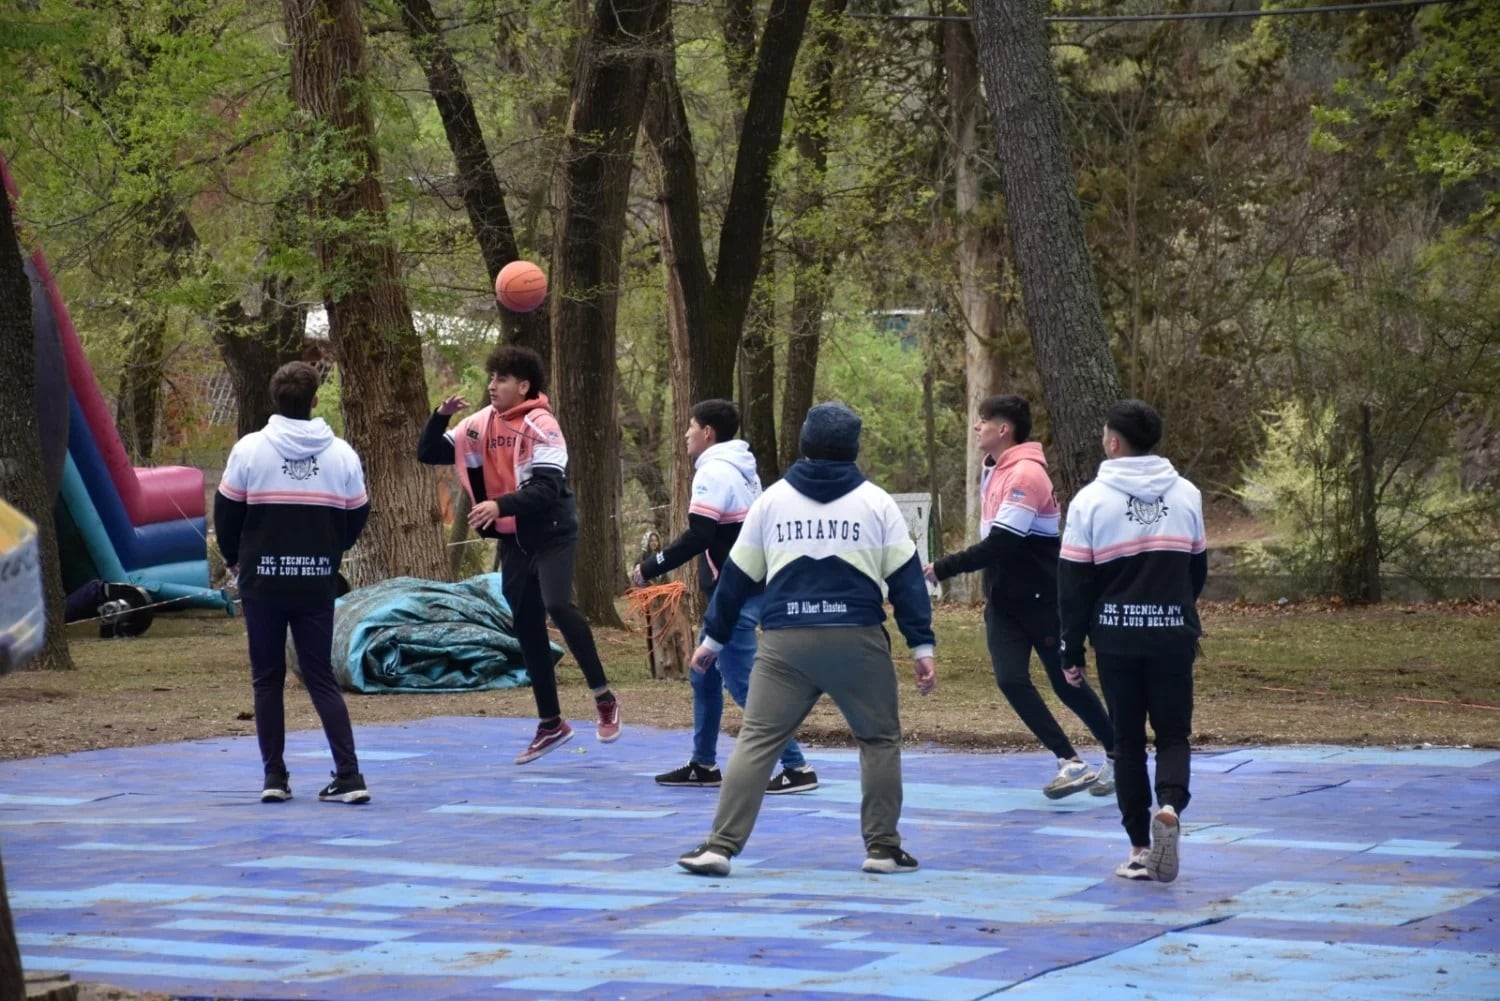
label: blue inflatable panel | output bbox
[129,517,207,571]
[65,396,139,565]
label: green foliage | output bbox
[815,315,965,494]
[1239,239,1500,600]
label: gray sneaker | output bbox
[1089,758,1116,797]
[1146,805,1181,882]
[1043,758,1097,799]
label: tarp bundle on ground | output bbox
[322,573,558,694]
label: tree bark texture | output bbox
[0,162,75,674]
[283,0,448,586]
[972,0,1122,501]
[550,0,671,626]
[945,14,1001,602]
[775,0,846,471]
[738,256,780,485]
[397,0,549,362]
[646,0,814,404]
[214,272,308,439]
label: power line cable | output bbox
[850,0,1469,26]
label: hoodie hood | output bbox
[263,414,335,460]
[1095,454,1180,500]
[695,439,759,482]
[995,440,1047,473]
[782,459,866,503]
[499,392,552,422]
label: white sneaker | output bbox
[1115,848,1150,880]
[1089,758,1116,797]
[1146,805,1180,883]
[1043,758,1097,800]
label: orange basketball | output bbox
[495,260,548,313]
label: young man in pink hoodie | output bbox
[925,395,1115,798]
[418,346,620,764]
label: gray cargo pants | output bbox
[703,624,905,857]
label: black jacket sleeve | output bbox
[417,410,456,465]
[213,492,246,567]
[1190,549,1208,600]
[345,502,371,550]
[1057,558,1097,667]
[931,525,1025,581]
[641,513,719,580]
[494,465,567,519]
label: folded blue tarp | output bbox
[326,573,560,694]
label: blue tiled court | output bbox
[2,718,1497,999]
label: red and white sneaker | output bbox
[595,697,622,743]
[515,720,574,764]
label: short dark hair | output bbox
[1106,399,1163,454]
[690,399,740,442]
[978,394,1032,443]
[270,361,320,420]
[485,345,546,398]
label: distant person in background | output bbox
[215,361,372,805]
[926,394,1115,799]
[630,399,817,794]
[1059,399,1206,883]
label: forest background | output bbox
[1,0,1497,669]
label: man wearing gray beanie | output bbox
[678,401,938,877]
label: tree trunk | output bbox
[214,274,309,439]
[549,0,670,627]
[1354,401,1382,603]
[778,307,821,471]
[0,163,75,674]
[283,0,448,586]
[738,252,780,485]
[945,13,1003,601]
[972,0,1121,501]
[774,0,845,472]
[397,0,550,362]
[645,0,814,405]
[116,310,166,462]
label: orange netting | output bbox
[622,581,692,674]
[622,581,688,630]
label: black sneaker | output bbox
[656,762,722,786]
[862,845,919,874]
[766,766,818,794]
[317,772,370,804]
[260,773,291,803]
[677,843,731,876]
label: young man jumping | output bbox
[418,346,620,763]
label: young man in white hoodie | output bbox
[925,395,1116,799]
[630,400,817,794]
[1059,399,1207,883]
[215,362,372,804]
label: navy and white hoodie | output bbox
[700,460,935,660]
[640,439,762,593]
[1058,455,1206,665]
[215,415,370,603]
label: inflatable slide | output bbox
[3,155,232,614]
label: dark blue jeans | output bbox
[692,595,805,770]
[985,598,1114,760]
[241,597,359,779]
